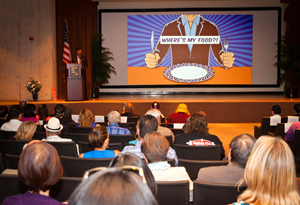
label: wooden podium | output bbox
[66,63,85,101]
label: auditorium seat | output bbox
[60,156,113,177]
[193,181,247,205]
[63,133,89,143]
[166,158,176,167]
[4,154,20,169]
[45,141,78,157]
[109,135,134,148]
[77,141,123,154]
[254,116,287,139]
[156,180,189,205]
[274,123,285,139]
[170,128,184,136]
[173,144,221,160]
[33,132,46,140]
[178,159,229,181]
[0,140,29,155]
[292,129,300,164]
[0,154,5,174]
[165,135,173,148]
[0,131,16,140]
[69,126,93,134]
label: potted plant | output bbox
[275,37,300,98]
[91,34,116,98]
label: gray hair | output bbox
[146,109,161,119]
[107,111,121,123]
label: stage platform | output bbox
[1,93,300,123]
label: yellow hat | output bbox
[176,103,189,114]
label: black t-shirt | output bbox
[174,131,225,159]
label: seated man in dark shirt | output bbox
[53,104,70,127]
[174,113,225,159]
[0,106,8,128]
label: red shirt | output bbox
[168,112,190,123]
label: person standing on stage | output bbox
[73,48,88,99]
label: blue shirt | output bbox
[181,15,201,52]
[121,141,179,166]
[83,150,115,158]
[106,123,131,135]
[76,122,98,127]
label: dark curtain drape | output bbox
[56,0,98,99]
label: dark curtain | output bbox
[56,0,98,99]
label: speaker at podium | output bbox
[66,63,85,101]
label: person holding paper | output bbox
[285,121,300,142]
[145,15,235,68]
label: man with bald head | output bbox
[107,110,131,135]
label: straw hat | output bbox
[44,117,63,132]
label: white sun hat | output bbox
[44,117,63,132]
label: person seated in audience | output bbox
[106,110,131,135]
[14,121,37,141]
[53,104,70,127]
[232,136,300,205]
[175,113,225,159]
[19,100,28,113]
[146,109,175,142]
[2,142,63,205]
[271,104,281,117]
[197,133,256,184]
[285,120,300,142]
[168,103,190,123]
[121,115,178,166]
[41,117,72,142]
[1,105,23,131]
[35,104,51,121]
[21,104,39,124]
[151,101,165,119]
[197,111,207,119]
[109,152,157,196]
[294,103,300,117]
[62,106,76,126]
[76,109,99,127]
[0,105,8,128]
[121,102,140,118]
[68,167,157,205]
[79,126,120,158]
[141,132,193,200]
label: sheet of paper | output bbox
[173,123,185,129]
[95,115,105,123]
[288,116,299,123]
[284,123,293,133]
[270,117,281,126]
[72,115,79,123]
[121,116,128,123]
[39,120,43,125]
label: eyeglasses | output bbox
[82,166,146,184]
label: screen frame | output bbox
[98,7,282,89]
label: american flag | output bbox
[63,19,71,64]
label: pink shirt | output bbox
[21,117,38,123]
[285,121,300,141]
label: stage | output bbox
[1,93,300,123]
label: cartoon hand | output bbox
[220,52,235,69]
[145,53,160,68]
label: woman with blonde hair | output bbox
[14,121,37,141]
[233,136,300,205]
[76,109,99,127]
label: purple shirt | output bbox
[2,191,63,205]
[21,117,38,124]
[285,121,300,141]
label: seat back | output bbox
[193,181,247,205]
[4,154,20,169]
[293,129,300,162]
[260,116,287,136]
[0,131,16,140]
[166,158,176,167]
[274,123,285,139]
[0,140,29,155]
[165,135,173,148]
[156,180,189,205]
[0,153,5,174]
[45,141,78,157]
[50,177,82,202]
[109,135,134,148]
[170,128,184,136]
[0,175,27,203]
[33,132,46,140]
[69,126,93,134]
[63,133,89,143]
[173,144,220,160]
[60,156,113,177]
[77,141,122,154]
[178,159,228,181]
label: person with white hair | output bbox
[107,110,131,135]
[146,109,175,142]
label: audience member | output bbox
[146,109,175,142]
[168,103,190,123]
[68,168,157,205]
[21,104,39,124]
[285,120,300,142]
[14,121,37,141]
[2,142,63,205]
[41,117,71,142]
[36,104,51,121]
[271,105,281,117]
[106,110,131,135]
[53,104,70,127]
[1,105,23,131]
[151,101,165,118]
[62,106,76,126]
[19,100,28,113]
[197,111,207,119]
[294,103,300,117]
[76,109,99,127]
[175,113,225,159]
[79,126,120,158]
[0,105,8,128]
[121,102,140,118]
[121,115,178,166]
[109,152,157,196]
[141,132,193,200]
[232,136,300,205]
[197,133,256,183]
